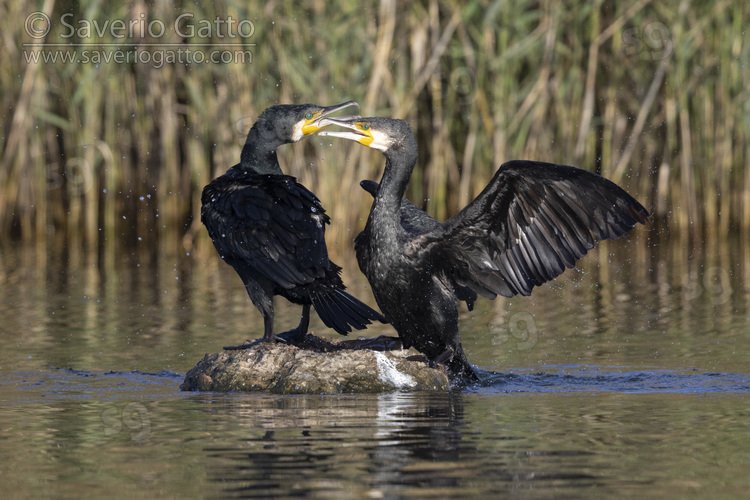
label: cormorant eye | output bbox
[305,112,314,120]
[362,123,370,131]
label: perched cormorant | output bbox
[201,102,385,347]
[320,117,649,379]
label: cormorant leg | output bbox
[261,310,277,342]
[223,308,276,350]
[275,305,311,344]
[433,346,479,381]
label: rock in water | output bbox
[180,337,450,393]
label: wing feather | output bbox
[420,160,648,298]
[201,170,332,289]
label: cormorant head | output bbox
[252,101,361,145]
[240,101,360,173]
[317,116,417,160]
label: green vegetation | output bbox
[1,0,748,250]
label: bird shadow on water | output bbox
[466,365,750,395]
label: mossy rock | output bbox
[180,336,450,393]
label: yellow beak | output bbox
[300,100,360,135]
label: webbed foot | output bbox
[338,335,402,351]
[273,327,307,345]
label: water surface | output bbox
[1,229,749,498]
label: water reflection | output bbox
[193,391,617,498]
[198,392,473,497]
[1,367,749,497]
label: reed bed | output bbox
[1,0,748,256]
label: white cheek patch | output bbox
[369,130,391,152]
[290,120,305,142]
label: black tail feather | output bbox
[311,290,386,336]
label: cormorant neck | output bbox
[371,145,418,229]
[239,120,286,175]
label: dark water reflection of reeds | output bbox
[1,218,748,376]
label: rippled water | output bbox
[1,229,749,498]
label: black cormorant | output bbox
[201,102,385,347]
[320,117,649,379]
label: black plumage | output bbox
[360,179,477,312]
[321,117,649,379]
[201,103,385,346]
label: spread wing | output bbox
[201,171,332,289]
[418,160,649,298]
